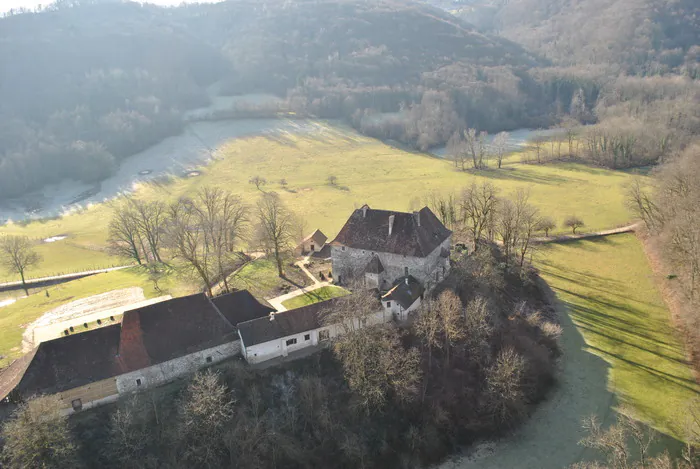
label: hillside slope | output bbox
[441,0,700,75]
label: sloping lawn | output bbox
[0,122,640,281]
[229,258,312,300]
[537,234,700,440]
[282,285,350,310]
[0,266,192,367]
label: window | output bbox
[206,356,212,363]
[386,301,392,308]
[404,267,409,276]
[286,338,297,346]
[310,244,315,251]
[304,334,311,341]
[342,246,346,251]
[71,399,83,411]
[136,378,142,387]
[319,330,330,341]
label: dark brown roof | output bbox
[365,255,385,274]
[302,229,328,246]
[1,325,124,399]
[331,206,451,257]
[212,290,275,328]
[237,298,340,347]
[118,293,236,372]
[382,276,424,309]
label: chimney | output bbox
[413,210,421,227]
[269,312,276,321]
[405,277,409,285]
[388,214,395,236]
[362,205,368,218]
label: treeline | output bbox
[0,245,560,468]
[628,144,700,373]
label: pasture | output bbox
[0,122,640,282]
[536,234,700,440]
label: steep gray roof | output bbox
[237,298,340,347]
[331,206,451,257]
[212,290,275,329]
[382,276,424,309]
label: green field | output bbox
[229,258,312,300]
[0,266,194,366]
[537,234,700,440]
[0,123,640,282]
[282,285,350,309]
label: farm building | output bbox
[295,229,328,256]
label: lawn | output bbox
[282,285,350,309]
[0,266,194,367]
[229,258,312,300]
[536,234,700,440]
[0,122,641,282]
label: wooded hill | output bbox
[445,0,700,76]
[0,0,546,201]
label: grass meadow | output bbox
[281,285,350,309]
[536,234,700,440]
[0,266,194,367]
[0,122,639,282]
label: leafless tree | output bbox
[279,178,288,189]
[1,395,79,468]
[249,175,267,192]
[108,201,145,265]
[255,192,295,277]
[327,175,338,186]
[531,132,546,164]
[129,198,166,264]
[447,131,467,171]
[425,191,459,230]
[460,182,500,250]
[104,396,152,469]
[564,215,585,234]
[493,131,509,169]
[626,178,663,232]
[464,128,488,169]
[483,347,526,424]
[0,235,42,295]
[177,371,234,468]
[535,216,556,237]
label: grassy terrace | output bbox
[0,266,193,367]
[0,122,640,282]
[537,234,700,440]
[281,285,350,310]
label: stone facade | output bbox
[331,235,451,290]
[116,341,241,394]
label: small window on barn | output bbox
[404,267,409,276]
[286,338,297,346]
[319,330,330,341]
[386,301,391,308]
[206,356,212,363]
[71,399,82,411]
[342,246,346,251]
[304,334,310,341]
[136,379,142,387]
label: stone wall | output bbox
[331,236,451,289]
[116,340,241,394]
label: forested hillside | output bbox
[0,0,548,201]
[445,0,700,76]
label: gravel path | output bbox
[437,280,617,469]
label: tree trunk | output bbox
[274,244,283,277]
[20,270,28,296]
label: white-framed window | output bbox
[304,334,311,341]
[386,301,391,308]
[206,356,213,363]
[136,378,142,387]
[286,338,297,346]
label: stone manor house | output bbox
[0,205,452,413]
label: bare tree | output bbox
[564,215,585,234]
[460,182,500,250]
[249,175,267,192]
[0,235,42,296]
[104,396,152,468]
[626,178,663,232]
[327,175,338,186]
[425,191,459,230]
[464,128,488,169]
[483,347,526,424]
[177,371,234,468]
[108,201,145,265]
[255,192,295,277]
[447,131,467,171]
[531,133,546,164]
[493,131,509,169]
[1,395,80,468]
[535,216,556,237]
[129,198,166,264]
